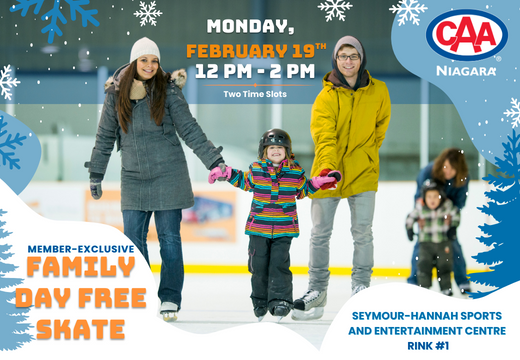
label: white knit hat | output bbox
[130,37,161,63]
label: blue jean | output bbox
[308,192,376,292]
[123,209,184,308]
[407,237,469,287]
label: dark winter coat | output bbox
[86,65,223,211]
[414,162,469,210]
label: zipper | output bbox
[248,249,256,272]
[248,214,255,231]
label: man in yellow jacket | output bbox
[292,35,391,321]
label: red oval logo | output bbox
[427,9,508,61]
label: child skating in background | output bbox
[208,129,341,321]
[405,180,460,296]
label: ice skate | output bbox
[351,284,367,297]
[160,302,178,322]
[291,307,325,321]
[271,302,291,323]
[441,289,453,296]
[254,306,268,322]
[459,283,471,295]
[291,290,326,321]
[274,315,284,323]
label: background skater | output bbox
[406,180,460,295]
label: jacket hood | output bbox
[104,64,187,92]
[104,64,128,91]
[330,35,368,90]
[323,70,370,90]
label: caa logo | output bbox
[426,9,508,61]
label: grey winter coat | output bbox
[86,65,224,211]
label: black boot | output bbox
[269,300,292,321]
[254,306,268,320]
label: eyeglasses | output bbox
[337,54,360,61]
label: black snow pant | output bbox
[248,235,293,314]
[417,241,453,291]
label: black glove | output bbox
[447,227,457,240]
[327,170,342,182]
[407,228,415,241]
[90,179,103,200]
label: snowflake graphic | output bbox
[317,0,353,22]
[504,98,520,128]
[10,0,100,44]
[0,65,20,101]
[389,0,428,26]
[134,1,163,26]
[0,116,27,170]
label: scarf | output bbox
[129,79,147,100]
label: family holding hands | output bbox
[87,34,468,324]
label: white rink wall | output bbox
[19,181,490,271]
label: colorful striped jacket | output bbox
[228,158,319,239]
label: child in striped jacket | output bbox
[208,129,341,321]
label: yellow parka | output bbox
[309,70,391,199]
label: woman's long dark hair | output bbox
[117,60,169,133]
[432,148,469,187]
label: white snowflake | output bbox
[389,0,428,26]
[0,65,21,101]
[504,98,520,128]
[317,0,353,22]
[10,0,99,44]
[134,1,163,26]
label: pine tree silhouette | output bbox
[468,131,520,299]
[0,209,33,351]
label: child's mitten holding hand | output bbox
[317,169,343,190]
[208,164,231,184]
[311,175,336,189]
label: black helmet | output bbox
[421,179,446,206]
[258,128,292,159]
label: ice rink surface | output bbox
[153,273,479,350]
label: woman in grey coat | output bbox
[85,37,225,321]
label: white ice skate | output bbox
[351,284,367,297]
[291,290,326,321]
[291,307,325,321]
[160,302,178,322]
